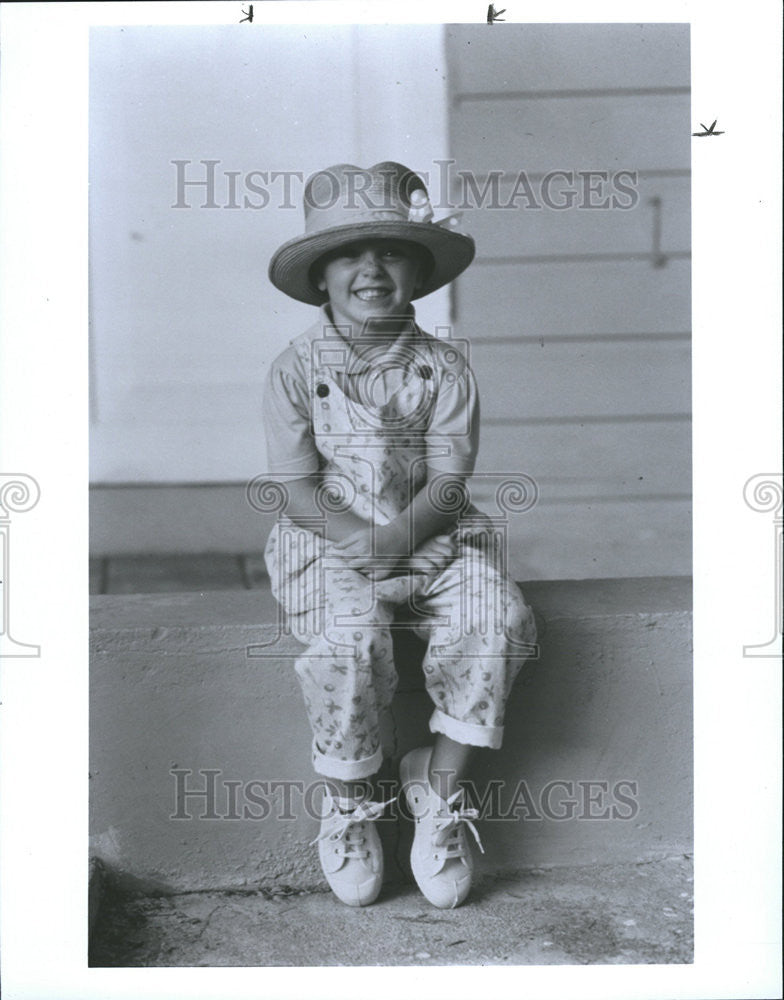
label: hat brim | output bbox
[268,221,475,306]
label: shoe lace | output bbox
[310,797,396,857]
[432,789,485,859]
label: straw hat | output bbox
[268,161,475,305]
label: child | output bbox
[263,162,537,909]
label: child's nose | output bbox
[358,250,384,272]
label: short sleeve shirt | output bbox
[262,307,479,480]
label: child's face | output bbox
[315,239,423,333]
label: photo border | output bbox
[0,2,781,998]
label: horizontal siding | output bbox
[473,420,691,501]
[451,94,691,175]
[471,341,690,420]
[504,498,692,581]
[471,339,690,420]
[447,24,690,94]
[462,175,690,259]
[446,24,690,578]
[455,258,691,337]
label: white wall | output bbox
[89,25,450,483]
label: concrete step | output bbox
[90,578,693,894]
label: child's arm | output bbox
[394,473,468,551]
[282,475,455,581]
[263,359,376,544]
[279,474,374,543]
[331,473,467,578]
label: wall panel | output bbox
[446,23,691,578]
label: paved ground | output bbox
[89,553,268,595]
[90,856,692,967]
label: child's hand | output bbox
[331,523,407,580]
[406,533,458,575]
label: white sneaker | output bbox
[400,747,484,909]
[311,790,393,907]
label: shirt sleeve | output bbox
[262,356,320,479]
[425,357,480,477]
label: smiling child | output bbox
[262,162,537,909]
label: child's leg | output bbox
[398,549,536,908]
[429,734,474,801]
[293,566,397,784]
[325,776,371,803]
[267,526,401,905]
[288,562,399,906]
[271,535,397,783]
[415,546,537,753]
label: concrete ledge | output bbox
[90,578,692,892]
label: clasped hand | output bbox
[331,523,456,581]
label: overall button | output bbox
[316,383,330,398]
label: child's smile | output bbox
[316,238,424,333]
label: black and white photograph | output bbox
[0,2,781,998]
[87,17,695,966]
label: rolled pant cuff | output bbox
[311,741,383,780]
[429,709,504,749]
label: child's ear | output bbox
[310,262,326,292]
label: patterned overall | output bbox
[264,323,537,780]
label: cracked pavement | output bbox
[90,855,693,967]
